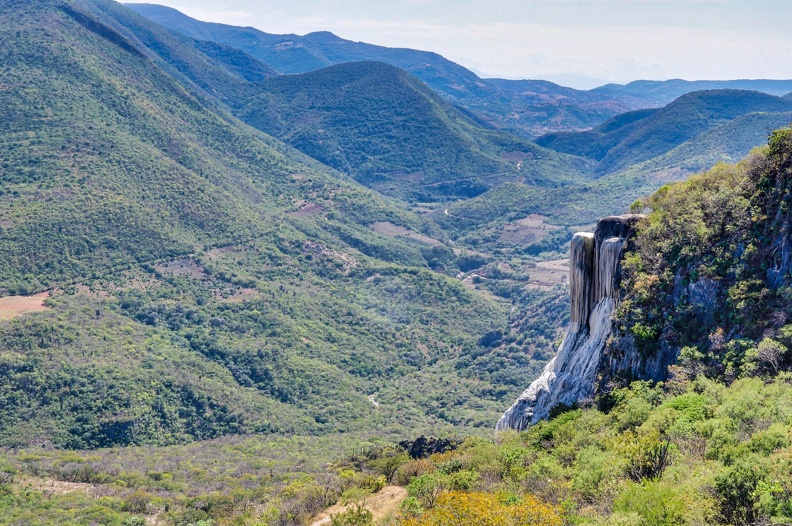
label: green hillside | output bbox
[0,0,555,453]
[437,92,792,253]
[6,1,792,524]
[535,108,658,162]
[237,61,590,200]
[537,89,792,175]
[621,110,792,177]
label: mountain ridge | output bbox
[124,3,792,139]
[536,89,792,175]
[236,60,591,200]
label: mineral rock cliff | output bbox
[497,214,645,431]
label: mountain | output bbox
[5,1,792,523]
[437,91,792,244]
[124,3,495,102]
[621,110,792,178]
[236,61,591,200]
[536,90,792,175]
[595,78,792,105]
[105,4,592,201]
[123,3,645,137]
[1,0,547,452]
[124,4,792,144]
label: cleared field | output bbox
[500,214,561,245]
[0,292,49,320]
[526,259,569,290]
[371,221,443,246]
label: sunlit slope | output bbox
[238,61,591,200]
[0,0,525,449]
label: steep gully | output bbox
[498,215,645,431]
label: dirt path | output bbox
[310,486,408,526]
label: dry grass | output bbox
[18,476,99,496]
[154,257,207,279]
[289,202,325,217]
[0,292,49,320]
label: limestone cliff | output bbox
[497,214,644,431]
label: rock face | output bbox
[497,215,644,431]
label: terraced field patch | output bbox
[0,292,49,320]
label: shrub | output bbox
[396,491,562,526]
[331,504,374,526]
[714,458,765,525]
[613,481,686,526]
[123,490,154,514]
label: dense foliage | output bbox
[0,0,567,452]
[237,61,589,201]
[5,367,792,525]
[616,128,792,381]
[6,1,792,525]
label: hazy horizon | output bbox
[128,0,792,90]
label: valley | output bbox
[1,0,791,524]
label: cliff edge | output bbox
[497,214,644,431]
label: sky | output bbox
[143,0,792,89]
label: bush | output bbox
[396,491,562,526]
[123,490,154,514]
[613,481,686,526]
[331,504,373,526]
[714,459,765,525]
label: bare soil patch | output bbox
[371,222,443,246]
[20,476,101,497]
[154,257,207,279]
[18,477,165,524]
[218,288,258,303]
[290,202,325,218]
[500,214,561,245]
[310,486,408,526]
[526,259,569,290]
[459,275,499,300]
[0,292,49,320]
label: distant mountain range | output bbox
[594,79,792,105]
[125,3,792,138]
[121,2,792,239]
[536,89,792,176]
[440,89,792,238]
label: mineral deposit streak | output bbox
[497,214,644,431]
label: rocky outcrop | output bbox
[398,436,461,459]
[497,215,644,431]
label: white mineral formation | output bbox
[497,215,644,431]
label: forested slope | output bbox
[0,0,547,452]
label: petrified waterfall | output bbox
[497,215,644,431]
